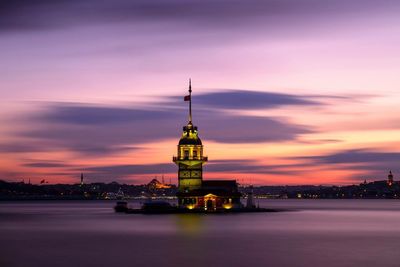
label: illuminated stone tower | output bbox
[173,80,208,192]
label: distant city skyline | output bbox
[1,0,400,185]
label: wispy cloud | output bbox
[290,148,400,181]
[2,0,399,34]
[23,162,74,168]
[84,163,175,176]
[172,90,318,109]
[2,89,388,184]
[0,90,319,157]
[299,149,400,164]
[77,159,299,179]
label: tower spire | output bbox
[189,78,192,124]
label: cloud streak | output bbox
[175,90,318,109]
[0,90,317,157]
[290,149,400,181]
[79,159,299,179]
[2,0,399,34]
[3,89,388,185]
[299,149,400,165]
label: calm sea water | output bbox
[1,199,400,267]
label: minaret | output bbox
[80,173,84,187]
[246,185,255,208]
[388,170,394,186]
[173,80,208,192]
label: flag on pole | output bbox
[184,95,191,101]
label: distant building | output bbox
[387,170,394,186]
[80,173,84,187]
[173,80,241,211]
[147,178,172,190]
[246,186,255,208]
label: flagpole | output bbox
[189,78,192,123]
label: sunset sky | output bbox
[1,0,400,185]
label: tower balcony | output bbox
[173,156,208,162]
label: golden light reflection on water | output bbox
[175,214,204,236]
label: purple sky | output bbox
[1,0,400,185]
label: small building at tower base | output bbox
[177,180,242,211]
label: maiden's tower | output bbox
[173,80,241,211]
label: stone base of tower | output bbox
[176,180,242,211]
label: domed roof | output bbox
[178,123,202,145]
[179,136,202,145]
